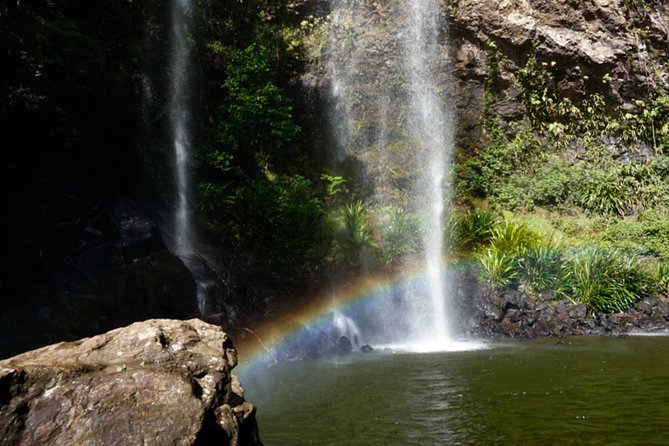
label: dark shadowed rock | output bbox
[0,319,262,446]
[110,201,162,261]
[335,336,353,355]
[360,344,374,354]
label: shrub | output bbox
[443,217,465,253]
[456,208,496,250]
[575,168,634,216]
[602,208,669,259]
[517,245,571,296]
[216,43,300,176]
[479,250,518,290]
[489,221,540,254]
[202,175,325,267]
[566,249,652,314]
[335,200,373,266]
[655,261,669,294]
[531,162,572,206]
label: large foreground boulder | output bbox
[0,319,262,446]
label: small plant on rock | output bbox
[655,261,669,295]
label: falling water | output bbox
[403,0,454,346]
[169,0,193,258]
[325,1,456,349]
[166,0,217,317]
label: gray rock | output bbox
[0,319,262,446]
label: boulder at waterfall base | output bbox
[0,319,262,446]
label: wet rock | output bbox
[0,200,197,359]
[360,344,374,354]
[568,304,588,319]
[462,271,669,339]
[334,336,353,355]
[0,319,262,446]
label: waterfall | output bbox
[325,1,456,349]
[169,0,193,259]
[403,0,454,346]
[165,0,217,316]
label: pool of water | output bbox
[239,336,669,445]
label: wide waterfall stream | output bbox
[240,336,669,445]
[324,0,456,350]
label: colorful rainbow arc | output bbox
[234,261,477,375]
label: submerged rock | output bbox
[0,319,262,446]
[360,344,374,354]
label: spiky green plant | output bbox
[443,217,465,253]
[489,221,539,254]
[457,208,496,250]
[517,245,571,296]
[566,249,652,314]
[655,261,669,294]
[380,206,421,264]
[342,200,371,249]
[479,250,519,290]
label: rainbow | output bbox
[234,261,478,376]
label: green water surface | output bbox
[240,336,669,445]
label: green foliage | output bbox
[565,249,652,314]
[473,219,656,312]
[572,159,669,216]
[516,54,557,126]
[320,173,347,198]
[483,40,504,144]
[626,95,669,155]
[455,208,497,250]
[464,209,662,313]
[342,201,372,249]
[379,207,421,265]
[489,221,540,254]
[517,246,571,296]
[479,250,519,290]
[300,15,329,65]
[333,200,373,266]
[201,175,325,267]
[655,261,669,294]
[602,208,669,259]
[530,162,573,206]
[215,43,300,177]
[576,168,633,216]
[460,122,542,206]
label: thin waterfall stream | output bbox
[166,0,215,317]
[169,0,193,260]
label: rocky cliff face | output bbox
[0,319,262,446]
[450,0,669,152]
[302,0,668,173]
